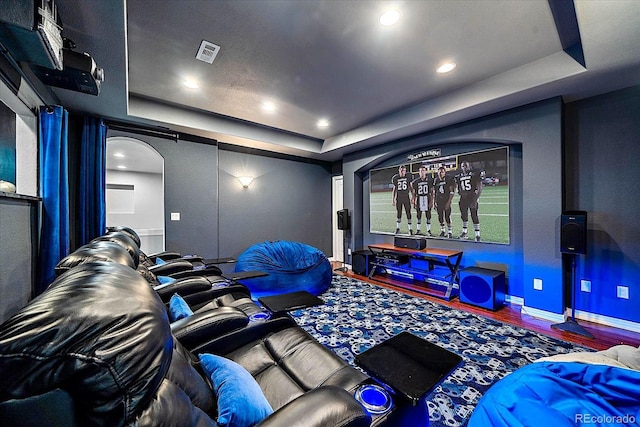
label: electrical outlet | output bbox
[347,248,352,255]
[170,212,180,221]
[533,278,543,290]
[580,280,591,292]
[617,286,629,299]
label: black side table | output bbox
[258,290,324,313]
[355,331,462,424]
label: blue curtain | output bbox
[38,106,70,292]
[77,116,107,245]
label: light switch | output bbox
[533,278,543,290]
[617,286,629,299]
[170,212,180,221]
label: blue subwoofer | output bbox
[459,267,505,311]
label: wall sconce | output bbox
[237,176,254,188]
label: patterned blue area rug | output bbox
[288,275,591,427]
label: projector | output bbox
[0,0,64,71]
[31,48,104,96]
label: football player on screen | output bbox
[455,161,484,241]
[411,165,434,236]
[391,164,413,234]
[433,166,455,238]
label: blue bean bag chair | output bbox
[468,361,640,427]
[234,241,332,298]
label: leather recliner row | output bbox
[0,229,392,426]
[55,230,264,318]
[0,261,373,426]
[107,225,226,280]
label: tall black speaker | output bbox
[337,209,350,231]
[561,211,587,254]
[352,250,373,276]
[459,267,505,311]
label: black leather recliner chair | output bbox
[98,228,224,280]
[106,225,223,277]
[106,224,189,264]
[0,262,372,426]
[54,236,265,319]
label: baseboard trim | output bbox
[520,305,566,323]
[573,309,640,334]
[518,304,640,334]
[506,295,524,306]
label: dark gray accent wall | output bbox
[108,130,220,258]
[218,149,332,258]
[153,138,220,258]
[107,130,332,260]
[342,98,564,314]
[565,85,640,323]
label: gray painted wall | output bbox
[107,130,332,260]
[342,98,564,314]
[217,149,332,258]
[107,131,221,258]
[565,85,640,323]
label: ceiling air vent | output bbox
[195,40,220,64]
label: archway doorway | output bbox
[105,136,165,253]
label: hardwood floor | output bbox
[332,264,640,351]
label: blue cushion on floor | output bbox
[234,241,332,298]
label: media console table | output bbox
[367,243,463,300]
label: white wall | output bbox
[15,114,38,196]
[0,83,38,197]
[106,169,164,253]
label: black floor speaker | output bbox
[337,209,350,230]
[352,250,374,276]
[459,267,505,311]
[561,211,587,254]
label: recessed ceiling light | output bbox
[437,62,457,74]
[183,79,200,89]
[114,152,125,158]
[317,119,330,128]
[117,165,127,169]
[379,9,400,26]
[262,101,276,112]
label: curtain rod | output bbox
[105,121,180,142]
[104,120,219,146]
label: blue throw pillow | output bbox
[169,293,193,322]
[198,353,273,427]
[156,275,175,285]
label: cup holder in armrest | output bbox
[354,383,393,415]
[248,311,272,323]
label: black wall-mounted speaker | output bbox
[560,211,587,254]
[352,250,373,276]
[393,236,426,250]
[337,209,350,231]
[459,267,505,311]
